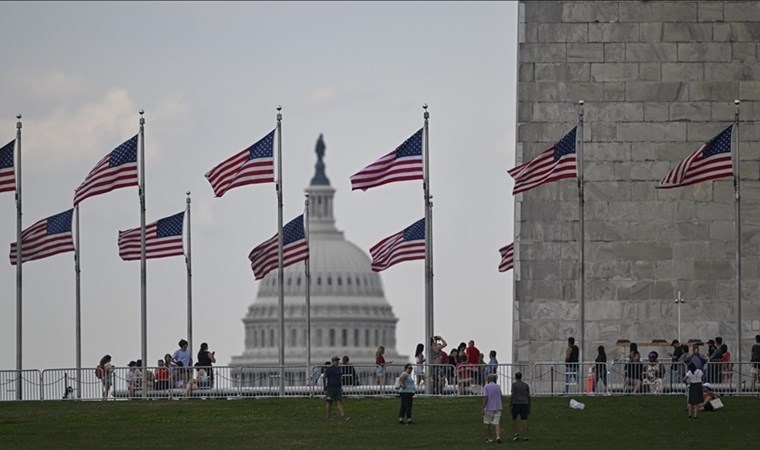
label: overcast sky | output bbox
[0,1,518,370]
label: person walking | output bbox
[510,372,531,442]
[397,363,416,424]
[482,373,504,444]
[97,354,114,399]
[323,356,351,421]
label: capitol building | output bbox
[230,135,407,383]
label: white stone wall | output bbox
[515,1,760,364]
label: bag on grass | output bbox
[709,398,724,410]
[569,399,586,410]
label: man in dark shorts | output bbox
[510,372,531,442]
[323,356,351,421]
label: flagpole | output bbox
[577,100,586,363]
[276,105,285,396]
[14,114,23,400]
[138,109,147,397]
[304,194,312,391]
[185,191,193,363]
[734,99,742,393]
[74,204,81,399]
[423,104,434,394]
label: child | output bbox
[482,373,503,443]
[510,372,531,441]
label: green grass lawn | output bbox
[1,396,758,449]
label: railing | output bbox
[2,361,757,401]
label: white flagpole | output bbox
[734,99,742,393]
[276,106,285,396]
[14,114,23,400]
[74,204,81,399]
[578,100,586,363]
[186,191,193,363]
[423,104,434,394]
[304,194,311,390]
[138,110,147,397]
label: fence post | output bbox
[550,366,554,395]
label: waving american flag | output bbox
[205,130,275,197]
[657,125,733,189]
[10,209,75,265]
[248,215,308,280]
[508,127,577,195]
[118,211,185,261]
[350,129,423,191]
[74,135,138,206]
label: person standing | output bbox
[397,363,416,424]
[669,340,684,383]
[482,373,504,444]
[196,342,216,388]
[509,372,531,442]
[375,346,392,387]
[173,339,192,368]
[97,354,114,399]
[564,337,580,394]
[324,356,351,421]
[751,335,760,392]
[594,346,608,394]
[414,344,426,386]
[685,362,704,419]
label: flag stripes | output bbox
[205,130,275,197]
[74,135,139,206]
[499,243,514,272]
[118,212,185,261]
[0,140,15,193]
[508,127,577,195]
[657,125,733,189]
[350,129,423,191]
[9,209,75,265]
[370,218,425,272]
[248,215,308,280]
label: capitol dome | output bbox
[231,135,407,370]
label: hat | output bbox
[331,356,340,362]
[648,351,658,360]
[703,383,712,388]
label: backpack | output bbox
[95,364,105,380]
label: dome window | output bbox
[347,277,352,286]
[341,329,348,347]
[337,277,342,286]
[317,277,322,286]
[297,277,301,286]
[329,329,336,347]
[327,277,332,286]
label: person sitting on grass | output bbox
[184,364,208,397]
[699,383,722,412]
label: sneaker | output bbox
[484,439,494,443]
[512,435,519,442]
[523,437,528,441]
[343,416,352,422]
[496,437,502,444]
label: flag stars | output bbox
[156,212,185,238]
[0,140,14,168]
[249,131,275,160]
[108,135,138,167]
[702,127,732,158]
[46,210,74,235]
[553,127,576,161]
[395,129,423,158]
[403,218,426,241]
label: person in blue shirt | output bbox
[323,356,351,421]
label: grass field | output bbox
[1,395,758,449]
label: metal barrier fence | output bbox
[3,361,758,401]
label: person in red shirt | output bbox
[466,340,481,365]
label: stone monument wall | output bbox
[515,1,760,364]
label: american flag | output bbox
[370,218,425,272]
[205,130,275,197]
[9,209,75,265]
[74,135,138,206]
[350,129,423,191]
[508,127,577,195]
[248,214,308,280]
[118,211,185,261]
[0,140,15,193]
[499,243,514,272]
[657,125,733,189]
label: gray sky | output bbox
[0,1,518,370]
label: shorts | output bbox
[483,410,501,425]
[511,404,529,420]
[375,367,385,378]
[325,387,343,403]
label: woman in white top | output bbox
[414,343,426,386]
[684,362,704,419]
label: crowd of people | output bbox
[95,339,216,399]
